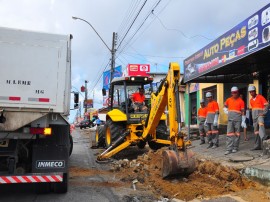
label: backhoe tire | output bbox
[105,119,125,148]
[148,121,169,150]
[137,140,146,149]
[95,125,105,148]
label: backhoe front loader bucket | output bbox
[162,149,196,178]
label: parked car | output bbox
[80,119,95,129]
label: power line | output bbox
[117,0,148,50]
[117,0,142,39]
[117,0,164,55]
[123,51,186,59]
[91,60,110,90]
[123,0,171,49]
[153,13,213,40]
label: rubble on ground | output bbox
[109,148,256,201]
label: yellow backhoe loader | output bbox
[96,62,196,177]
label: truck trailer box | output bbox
[0,27,71,115]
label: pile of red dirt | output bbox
[110,148,256,201]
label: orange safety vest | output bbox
[224,97,245,114]
[206,100,219,115]
[250,94,268,110]
[198,107,207,118]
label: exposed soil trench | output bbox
[109,148,269,201]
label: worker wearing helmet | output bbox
[198,99,207,145]
[204,92,220,149]
[224,86,246,155]
[248,85,269,150]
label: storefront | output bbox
[183,3,270,128]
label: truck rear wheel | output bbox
[35,182,51,194]
[53,173,68,193]
[69,134,73,156]
[105,119,124,148]
[148,121,169,150]
[95,125,105,148]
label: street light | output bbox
[72,16,111,52]
[72,16,117,104]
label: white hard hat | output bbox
[248,85,256,92]
[206,92,212,98]
[231,86,238,92]
[200,99,204,103]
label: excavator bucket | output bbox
[162,149,196,178]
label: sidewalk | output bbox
[190,130,270,185]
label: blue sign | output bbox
[103,66,122,90]
[184,3,270,83]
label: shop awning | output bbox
[183,3,270,83]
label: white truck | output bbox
[0,27,73,193]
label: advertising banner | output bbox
[127,64,150,76]
[103,66,122,90]
[184,3,270,83]
[84,99,93,108]
[103,90,117,107]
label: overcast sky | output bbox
[0,0,268,121]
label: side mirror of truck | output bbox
[102,88,106,96]
[74,92,79,109]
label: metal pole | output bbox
[188,83,191,140]
[93,90,94,108]
[85,80,88,113]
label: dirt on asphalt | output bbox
[109,148,269,201]
[76,129,270,201]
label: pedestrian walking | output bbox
[198,99,207,145]
[224,87,246,155]
[248,86,269,150]
[204,92,219,149]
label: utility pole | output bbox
[110,32,117,86]
[84,80,88,113]
[109,32,117,108]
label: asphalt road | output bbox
[0,129,120,202]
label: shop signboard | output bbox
[184,3,270,83]
[84,99,93,108]
[127,64,150,76]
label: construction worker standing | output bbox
[224,87,246,155]
[198,99,207,145]
[248,85,269,150]
[205,92,220,149]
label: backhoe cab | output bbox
[96,63,196,178]
[96,75,167,149]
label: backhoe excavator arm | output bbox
[97,63,195,178]
[141,62,184,148]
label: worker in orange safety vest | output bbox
[204,92,220,149]
[223,86,246,155]
[198,99,208,145]
[248,85,269,150]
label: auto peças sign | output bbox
[184,3,270,83]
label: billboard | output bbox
[103,66,122,90]
[127,64,150,76]
[84,99,93,108]
[184,3,270,83]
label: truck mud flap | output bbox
[0,173,63,184]
[32,145,69,173]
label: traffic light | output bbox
[74,92,79,109]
